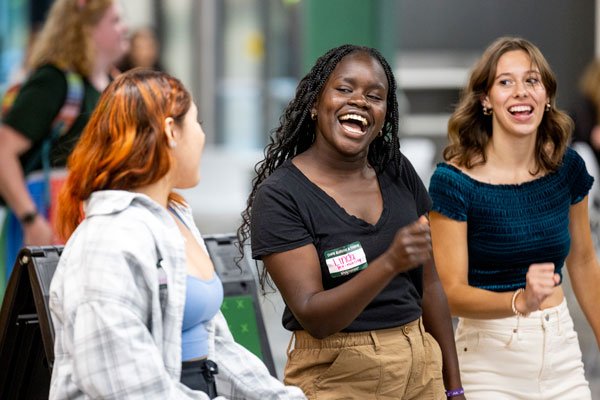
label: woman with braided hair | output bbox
[239,44,464,399]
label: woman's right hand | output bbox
[517,262,559,314]
[23,214,54,246]
[385,215,432,273]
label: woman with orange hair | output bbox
[49,69,306,399]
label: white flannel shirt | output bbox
[49,190,306,400]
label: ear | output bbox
[310,102,318,117]
[164,117,177,147]
[480,94,490,109]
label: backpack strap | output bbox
[40,69,84,210]
[0,84,21,119]
[50,69,84,139]
[21,67,84,212]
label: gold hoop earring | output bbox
[311,112,317,120]
[483,106,492,116]
[378,130,383,137]
[545,103,551,112]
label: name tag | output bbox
[324,241,368,278]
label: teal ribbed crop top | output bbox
[429,148,593,292]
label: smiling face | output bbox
[482,50,549,139]
[310,51,388,157]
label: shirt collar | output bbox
[84,190,165,217]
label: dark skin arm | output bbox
[262,216,431,339]
[422,258,466,399]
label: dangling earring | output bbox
[545,103,551,112]
[483,106,492,116]
[311,112,317,120]
[378,130,383,137]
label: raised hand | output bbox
[385,215,432,273]
[517,262,559,314]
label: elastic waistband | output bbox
[459,298,571,331]
[292,318,422,350]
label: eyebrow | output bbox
[338,76,388,91]
[495,70,541,79]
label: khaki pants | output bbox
[284,317,445,400]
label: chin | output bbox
[176,177,201,190]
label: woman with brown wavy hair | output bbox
[0,0,128,257]
[49,69,306,399]
[429,37,600,399]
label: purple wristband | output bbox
[445,388,464,397]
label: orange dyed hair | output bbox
[57,68,191,240]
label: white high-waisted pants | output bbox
[455,298,591,400]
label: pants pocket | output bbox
[314,347,381,400]
[423,332,443,379]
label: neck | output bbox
[132,178,172,209]
[301,139,371,178]
[486,131,537,171]
[90,55,112,91]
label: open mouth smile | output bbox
[508,105,533,117]
[339,113,368,134]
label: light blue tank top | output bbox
[181,273,224,361]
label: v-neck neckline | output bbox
[285,159,389,230]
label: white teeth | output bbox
[339,114,368,126]
[509,105,532,113]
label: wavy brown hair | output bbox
[444,37,573,172]
[56,69,191,239]
[28,0,113,77]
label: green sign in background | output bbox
[220,295,264,360]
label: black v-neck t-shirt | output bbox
[251,154,432,332]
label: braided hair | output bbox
[237,44,401,287]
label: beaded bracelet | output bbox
[445,388,464,397]
[511,288,530,317]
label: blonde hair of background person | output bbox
[580,60,600,121]
[429,36,600,399]
[0,0,128,249]
[28,0,117,79]
[574,60,600,154]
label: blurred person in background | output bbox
[239,44,464,400]
[50,68,306,400]
[571,59,600,206]
[0,0,128,287]
[118,27,163,71]
[429,36,600,399]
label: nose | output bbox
[513,81,528,98]
[348,92,369,108]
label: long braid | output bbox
[237,44,401,289]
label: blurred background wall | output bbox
[1,0,598,391]
[2,0,596,232]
